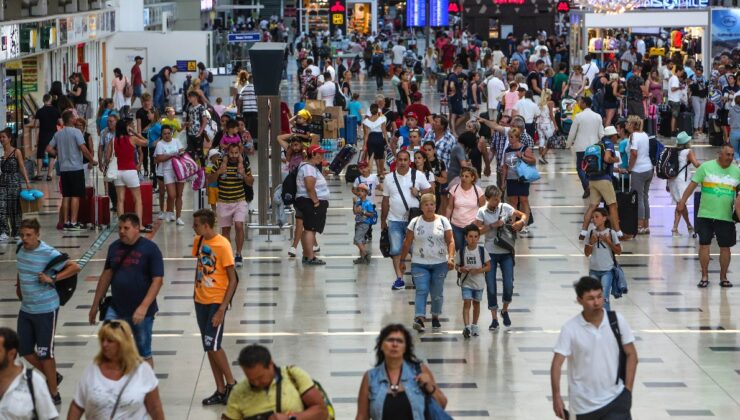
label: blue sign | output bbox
[638,0,708,9]
[430,0,449,27]
[712,9,740,58]
[227,32,260,43]
[406,0,425,27]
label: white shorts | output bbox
[114,170,141,188]
[162,170,183,185]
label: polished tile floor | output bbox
[1,72,740,419]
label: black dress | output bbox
[382,391,414,420]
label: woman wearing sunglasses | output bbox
[356,324,447,420]
[68,320,164,419]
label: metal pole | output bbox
[257,96,270,229]
[269,96,282,225]
[425,0,431,52]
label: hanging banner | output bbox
[712,8,740,59]
[329,0,347,36]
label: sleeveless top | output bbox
[0,149,21,183]
[604,81,617,103]
[114,136,137,171]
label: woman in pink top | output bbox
[110,68,131,111]
[446,167,485,252]
[503,81,520,116]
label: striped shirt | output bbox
[17,241,65,314]
[217,162,247,203]
[239,84,258,113]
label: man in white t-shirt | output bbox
[513,90,541,139]
[391,41,406,66]
[485,70,507,120]
[667,67,686,135]
[381,150,432,291]
[551,276,637,420]
[581,55,600,86]
[303,58,320,79]
[317,73,337,107]
[0,328,59,418]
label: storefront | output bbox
[347,0,377,35]
[0,9,117,136]
[570,5,711,69]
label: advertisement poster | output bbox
[430,0,449,27]
[58,18,68,45]
[406,0,426,27]
[22,58,38,93]
[711,8,740,59]
[349,3,371,34]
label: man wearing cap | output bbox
[131,55,145,107]
[394,112,425,150]
[404,91,431,124]
[578,126,624,241]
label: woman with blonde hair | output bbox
[68,321,164,419]
[423,47,438,86]
[536,88,556,164]
[233,70,249,104]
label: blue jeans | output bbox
[486,253,514,310]
[731,131,740,161]
[576,151,589,192]
[412,262,449,317]
[589,269,614,311]
[452,224,467,253]
[388,221,409,256]
[105,306,154,359]
[154,77,165,112]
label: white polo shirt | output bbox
[382,169,431,222]
[553,309,634,415]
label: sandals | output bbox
[720,280,733,288]
[697,279,709,288]
[302,257,326,266]
[671,229,681,237]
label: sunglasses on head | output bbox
[103,320,123,329]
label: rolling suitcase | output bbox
[658,107,673,137]
[78,186,94,227]
[90,171,111,227]
[678,111,694,135]
[616,177,638,236]
[708,117,724,146]
[644,117,657,136]
[125,181,153,227]
[343,115,358,144]
[329,145,357,175]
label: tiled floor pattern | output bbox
[1,73,739,419]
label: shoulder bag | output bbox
[105,138,119,182]
[492,204,517,254]
[413,362,452,420]
[123,77,133,98]
[514,146,541,183]
[98,245,136,321]
[608,229,628,298]
[393,169,422,222]
[109,365,136,420]
[606,311,627,385]
[26,368,38,420]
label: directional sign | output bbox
[407,0,426,27]
[227,32,260,43]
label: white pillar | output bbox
[116,0,145,31]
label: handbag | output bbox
[492,205,517,254]
[380,228,391,258]
[609,229,628,298]
[515,147,540,182]
[393,169,422,222]
[105,139,119,182]
[123,77,133,98]
[98,246,135,321]
[171,152,199,182]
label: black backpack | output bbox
[333,83,347,109]
[656,147,689,180]
[206,71,214,84]
[413,60,423,75]
[17,244,77,306]
[281,163,305,205]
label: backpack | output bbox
[582,143,607,177]
[404,51,416,68]
[413,60,423,75]
[284,366,335,420]
[457,244,486,287]
[206,71,213,84]
[333,83,347,109]
[648,136,664,166]
[17,245,77,306]
[281,163,305,205]
[655,147,683,179]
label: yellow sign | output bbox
[187,61,197,71]
[332,14,344,25]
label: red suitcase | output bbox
[89,171,111,227]
[78,187,94,226]
[124,181,153,226]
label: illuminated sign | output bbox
[406,0,426,27]
[430,0,449,26]
[448,2,460,13]
[638,0,708,9]
[557,1,570,13]
[329,0,346,34]
[494,0,525,4]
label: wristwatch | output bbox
[288,416,297,420]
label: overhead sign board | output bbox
[227,32,260,43]
[637,0,708,9]
[406,0,426,27]
[329,0,347,35]
[430,0,449,27]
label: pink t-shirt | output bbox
[504,91,519,111]
[450,184,484,228]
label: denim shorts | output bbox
[105,306,154,359]
[461,287,484,302]
[388,220,409,256]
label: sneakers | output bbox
[463,326,471,339]
[501,310,512,327]
[520,226,530,236]
[202,389,228,406]
[489,319,500,331]
[582,190,590,199]
[471,324,480,336]
[235,254,243,267]
[56,372,63,386]
[413,317,426,332]
[538,157,549,164]
[391,278,405,290]
[52,392,61,406]
[158,211,166,220]
[0,233,8,242]
[288,246,297,257]
[431,318,441,332]
[313,245,321,253]
[302,257,326,265]
[353,254,370,264]
[176,218,185,226]
[65,223,84,231]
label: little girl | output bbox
[583,208,622,311]
[503,82,519,116]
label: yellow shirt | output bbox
[192,234,234,304]
[160,117,182,134]
[224,366,315,419]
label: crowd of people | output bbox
[3,20,740,420]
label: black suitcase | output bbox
[616,176,638,236]
[644,117,657,136]
[329,145,357,175]
[659,108,673,137]
[678,111,694,135]
[708,118,724,146]
[345,164,360,183]
[693,191,701,230]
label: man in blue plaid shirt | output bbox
[423,114,457,168]
[480,115,534,190]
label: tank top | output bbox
[114,136,137,170]
[604,81,617,103]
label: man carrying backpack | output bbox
[579,126,624,241]
[16,218,81,405]
[567,97,605,199]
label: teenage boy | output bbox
[352,184,376,265]
[191,209,239,405]
[456,224,490,339]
